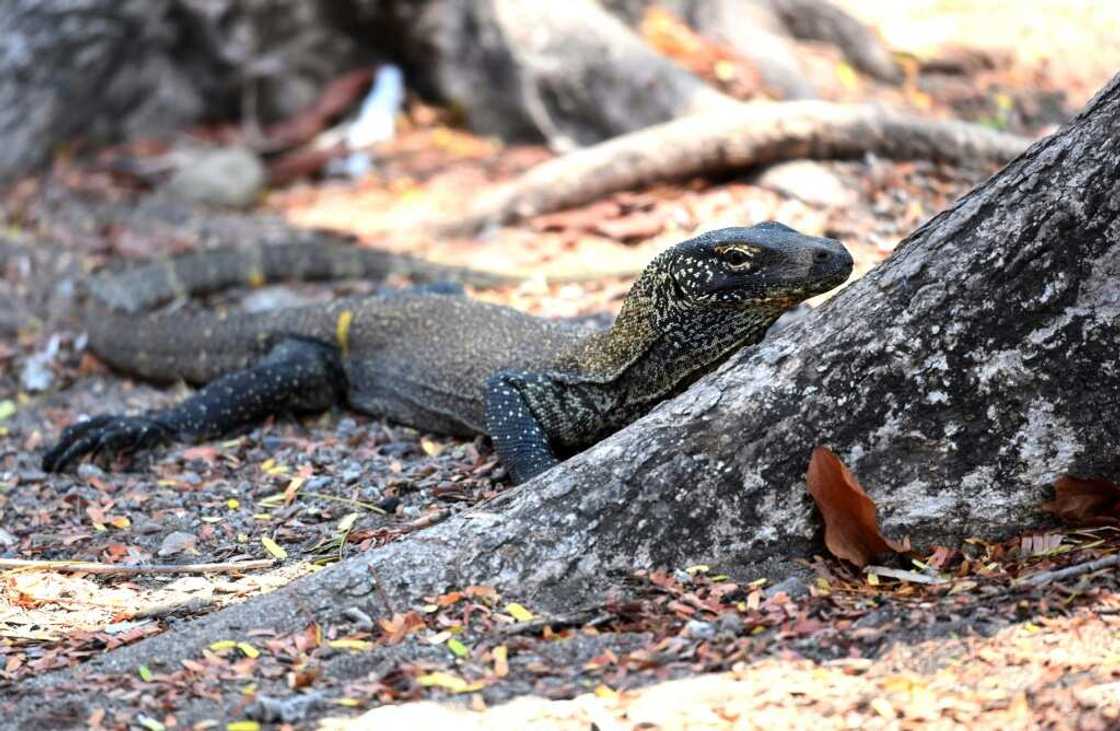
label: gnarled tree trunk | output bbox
[11,75,1120,723]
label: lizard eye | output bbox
[722,249,752,269]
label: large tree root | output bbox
[434,100,1033,236]
[10,74,1120,726]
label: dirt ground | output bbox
[2,3,1120,729]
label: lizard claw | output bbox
[42,415,173,473]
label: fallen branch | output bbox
[1014,554,1120,589]
[0,558,274,576]
[497,608,614,636]
[435,100,1033,235]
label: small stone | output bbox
[684,619,716,640]
[77,463,105,481]
[377,496,401,513]
[305,476,332,491]
[20,351,55,392]
[379,441,417,458]
[0,527,17,548]
[673,569,693,585]
[164,146,266,208]
[765,575,810,599]
[342,606,374,630]
[158,531,197,557]
[754,160,858,208]
[242,287,310,314]
[715,611,745,638]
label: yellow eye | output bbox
[720,247,755,269]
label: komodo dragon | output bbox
[42,223,852,482]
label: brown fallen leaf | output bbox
[1043,475,1120,526]
[806,446,906,567]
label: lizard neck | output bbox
[574,262,788,388]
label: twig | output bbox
[398,509,450,533]
[304,491,387,514]
[1014,554,1120,588]
[0,558,275,576]
[498,608,614,636]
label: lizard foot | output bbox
[42,415,174,473]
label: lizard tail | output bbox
[84,241,515,314]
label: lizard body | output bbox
[44,224,852,482]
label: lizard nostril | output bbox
[814,250,831,262]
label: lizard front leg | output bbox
[42,337,346,472]
[484,372,560,484]
[484,371,612,484]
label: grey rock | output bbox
[684,619,716,640]
[242,286,312,313]
[164,146,266,208]
[765,575,810,599]
[158,531,198,557]
[754,160,857,208]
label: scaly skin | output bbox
[43,224,852,482]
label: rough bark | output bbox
[0,0,740,179]
[604,0,902,96]
[436,101,1034,235]
[12,75,1120,722]
[0,0,362,181]
[767,0,903,84]
[355,0,740,151]
[687,0,819,99]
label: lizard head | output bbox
[658,222,853,311]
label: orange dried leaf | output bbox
[1043,476,1120,526]
[806,447,904,567]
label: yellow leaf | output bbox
[835,62,859,89]
[137,664,153,682]
[209,640,237,652]
[332,698,361,707]
[0,400,15,421]
[237,642,260,658]
[870,697,896,718]
[493,645,509,678]
[417,672,482,693]
[504,602,534,622]
[447,638,469,657]
[867,572,879,586]
[685,565,710,575]
[328,639,373,651]
[594,684,618,700]
[336,309,354,356]
[226,722,261,731]
[283,476,305,503]
[109,516,131,529]
[261,536,287,560]
[713,60,736,82]
[338,512,361,533]
[420,437,446,457]
[227,498,240,510]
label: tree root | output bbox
[434,100,1034,235]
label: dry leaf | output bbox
[806,446,905,567]
[1043,475,1120,526]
